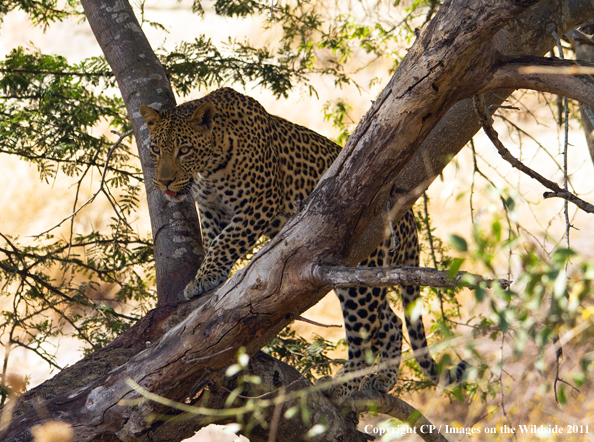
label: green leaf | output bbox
[448,258,465,279]
[447,234,468,252]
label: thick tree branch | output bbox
[313,264,511,289]
[481,56,594,105]
[373,0,594,236]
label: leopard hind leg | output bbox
[324,239,404,403]
[395,210,468,385]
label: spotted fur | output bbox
[140,88,466,400]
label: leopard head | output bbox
[140,102,216,202]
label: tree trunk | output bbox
[5,1,594,441]
[81,0,203,306]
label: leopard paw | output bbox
[183,275,226,299]
[359,373,395,394]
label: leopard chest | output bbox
[190,173,235,222]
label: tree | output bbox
[2,0,594,441]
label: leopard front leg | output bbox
[184,214,253,298]
[183,206,225,299]
[183,270,226,300]
[184,200,276,299]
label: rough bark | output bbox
[6,0,594,441]
[80,0,203,306]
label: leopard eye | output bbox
[178,145,192,156]
[150,144,160,156]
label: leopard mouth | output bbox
[162,180,193,201]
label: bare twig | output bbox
[552,29,573,247]
[498,332,516,441]
[473,95,594,213]
[552,29,571,402]
[421,193,446,318]
[66,140,104,262]
[294,316,342,328]
[267,387,284,442]
[11,340,62,370]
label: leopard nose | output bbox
[159,179,174,188]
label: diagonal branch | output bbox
[474,94,594,213]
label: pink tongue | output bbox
[165,190,177,197]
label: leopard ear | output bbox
[189,102,216,133]
[140,105,161,132]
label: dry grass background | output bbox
[3,2,594,441]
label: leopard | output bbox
[140,87,467,402]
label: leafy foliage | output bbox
[0,48,128,180]
[444,211,594,408]
[263,328,340,381]
[0,0,78,28]
[0,45,152,374]
[159,37,308,98]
